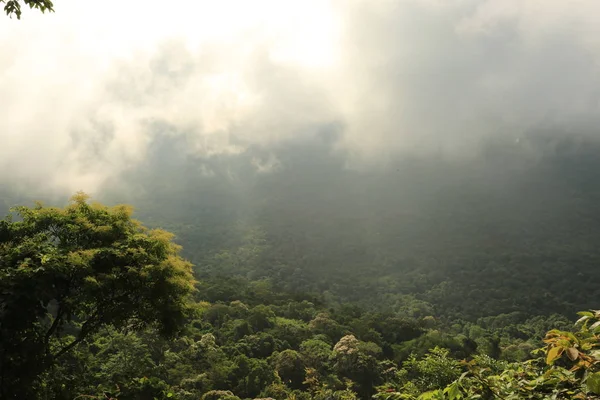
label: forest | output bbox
[4,133,600,399]
[4,0,600,399]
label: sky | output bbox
[1,0,600,194]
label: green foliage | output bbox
[273,349,306,389]
[112,133,600,327]
[402,348,462,392]
[332,335,383,397]
[377,310,600,400]
[231,356,275,398]
[1,0,53,19]
[201,390,241,400]
[300,338,333,372]
[8,194,600,400]
[0,194,195,397]
[37,271,445,400]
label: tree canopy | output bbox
[0,193,195,397]
[2,193,600,399]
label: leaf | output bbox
[590,321,600,330]
[444,381,461,400]
[418,391,441,400]
[566,347,579,361]
[590,350,600,360]
[578,311,595,317]
[576,316,589,326]
[587,372,600,394]
[546,346,563,365]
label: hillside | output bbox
[93,132,600,322]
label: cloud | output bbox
[1,0,600,193]
[332,0,600,162]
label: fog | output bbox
[4,0,600,320]
[1,0,600,196]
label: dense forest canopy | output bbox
[99,131,600,320]
[4,0,600,399]
[3,134,600,398]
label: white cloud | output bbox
[1,0,600,192]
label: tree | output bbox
[0,193,195,398]
[300,338,332,373]
[332,335,382,398]
[231,355,275,398]
[201,390,241,400]
[1,0,53,19]
[273,349,306,389]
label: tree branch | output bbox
[51,308,102,360]
[44,303,63,347]
[51,334,85,360]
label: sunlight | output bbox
[58,0,340,69]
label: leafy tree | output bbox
[300,338,333,372]
[273,349,306,389]
[401,347,462,392]
[230,355,275,398]
[248,304,276,331]
[0,193,195,398]
[375,310,600,400]
[332,335,383,398]
[237,332,278,358]
[1,0,53,19]
[309,313,347,343]
[271,317,312,348]
[201,390,241,400]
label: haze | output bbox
[1,0,600,193]
[3,0,600,316]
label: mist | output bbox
[3,0,600,318]
[8,4,600,398]
[1,0,600,195]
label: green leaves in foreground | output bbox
[1,0,54,19]
[0,192,195,397]
[587,372,600,395]
[373,310,600,400]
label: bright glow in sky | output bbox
[1,0,340,67]
[0,0,341,191]
[2,0,600,193]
